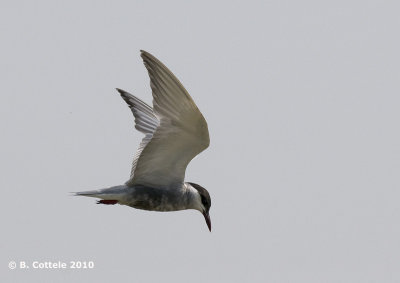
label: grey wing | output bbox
[125,50,209,188]
[116,88,160,178]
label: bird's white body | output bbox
[75,51,212,230]
[77,183,203,212]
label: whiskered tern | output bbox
[75,51,212,231]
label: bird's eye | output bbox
[201,196,208,207]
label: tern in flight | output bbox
[75,51,212,231]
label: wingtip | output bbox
[116,88,128,97]
[116,88,136,106]
[140,50,154,60]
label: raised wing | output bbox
[117,88,159,178]
[122,50,209,188]
[117,88,159,135]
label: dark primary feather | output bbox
[116,88,159,134]
[116,88,159,179]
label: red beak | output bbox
[203,212,212,232]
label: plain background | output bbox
[1,0,399,282]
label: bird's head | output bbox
[187,182,212,232]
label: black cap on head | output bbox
[188,182,212,231]
[188,182,211,212]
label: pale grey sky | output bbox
[1,1,400,282]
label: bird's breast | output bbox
[124,185,189,212]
